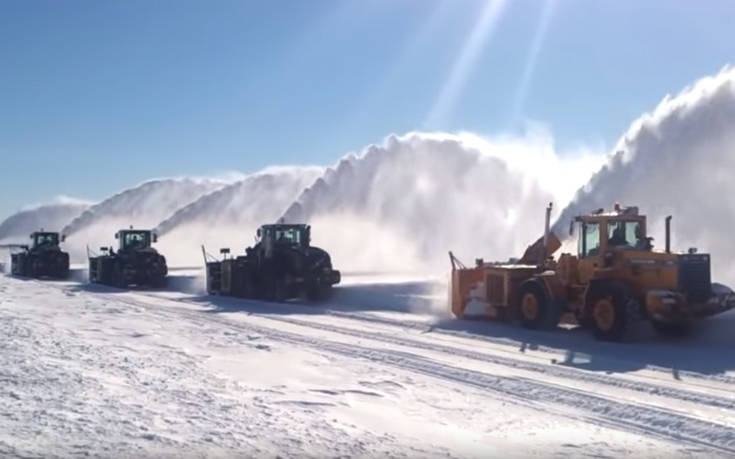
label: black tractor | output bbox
[203,223,340,302]
[6,231,70,279]
[88,228,167,288]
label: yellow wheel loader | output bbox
[449,203,735,341]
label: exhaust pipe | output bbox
[665,215,672,254]
[541,202,553,266]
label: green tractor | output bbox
[5,231,70,279]
[203,223,340,302]
[88,228,167,288]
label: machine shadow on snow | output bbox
[185,274,735,379]
[429,313,735,377]
[194,278,438,315]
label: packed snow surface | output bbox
[2,273,735,458]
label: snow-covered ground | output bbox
[2,272,735,458]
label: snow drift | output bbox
[61,179,225,262]
[554,66,735,283]
[154,167,323,266]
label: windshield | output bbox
[273,227,302,245]
[607,220,644,249]
[121,231,151,250]
[579,222,600,257]
[34,233,58,246]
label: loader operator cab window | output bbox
[607,220,643,249]
[578,222,601,257]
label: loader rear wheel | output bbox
[518,282,559,330]
[587,282,639,342]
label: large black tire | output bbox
[652,321,692,337]
[262,272,287,302]
[586,282,641,342]
[113,262,128,288]
[273,276,287,302]
[57,253,70,279]
[518,281,560,330]
[57,263,70,280]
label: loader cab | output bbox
[115,229,156,251]
[31,231,61,249]
[574,206,647,284]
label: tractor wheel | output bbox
[652,321,691,337]
[113,262,128,288]
[56,264,70,280]
[518,281,560,330]
[28,257,41,278]
[263,274,287,302]
[273,277,287,302]
[587,282,640,342]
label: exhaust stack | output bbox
[541,202,553,266]
[665,215,672,253]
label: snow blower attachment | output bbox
[203,223,340,302]
[1,230,70,279]
[449,203,735,341]
[88,228,167,288]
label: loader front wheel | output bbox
[518,282,559,330]
[587,282,638,342]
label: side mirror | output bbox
[61,234,66,242]
[256,228,261,237]
[100,247,109,252]
[568,220,574,237]
[114,233,119,239]
[220,248,230,255]
[152,233,158,243]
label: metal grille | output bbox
[678,254,711,303]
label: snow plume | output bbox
[0,199,91,244]
[61,178,225,262]
[282,132,601,273]
[154,167,323,266]
[553,66,735,283]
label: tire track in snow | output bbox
[248,314,735,412]
[321,308,735,386]
[55,284,735,456]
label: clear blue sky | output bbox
[2,0,734,220]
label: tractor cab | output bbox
[30,231,64,250]
[115,229,157,252]
[256,224,311,249]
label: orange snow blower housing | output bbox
[449,203,735,341]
